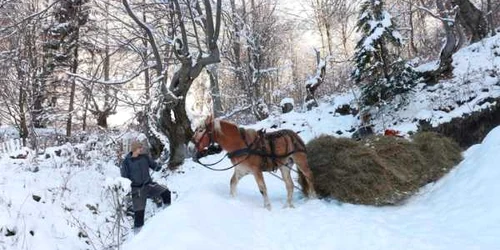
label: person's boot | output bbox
[161,189,171,207]
[133,226,142,235]
[134,210,145,228]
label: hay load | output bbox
[299,132,462,205]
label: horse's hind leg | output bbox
[230,167,246,197]
[279,166,294,208]
[253,171,271,210]
[293,153,317,198]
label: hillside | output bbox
[1,32,500,250]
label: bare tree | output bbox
[308,0,357,58]
[305,50,326,110]
[123,0,222,168]
[419,1,464,81]
[453,0,488,43]
[0,0,57,145]
[221,0,291,121]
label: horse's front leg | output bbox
[253,171,271,210]
[230,167,246,197]
[279,166,294,208]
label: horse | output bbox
[191,116,317,210]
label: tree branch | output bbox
[122,0,163,75]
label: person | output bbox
[352,110,374,140]
[120,141,171,232]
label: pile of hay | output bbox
[299,132,462,205]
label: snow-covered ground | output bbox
[123,126,500,250]
[122,33,500,250]
[383,34,500,133]
[1,32,500,250]
[0,138,167,250]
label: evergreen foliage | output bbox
[352,0,419,106]
[44,0,89,68]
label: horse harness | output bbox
[227,128,306,172]
[194,121,305,172]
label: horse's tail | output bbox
[297,169,310,197]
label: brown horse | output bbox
[192,116,316,210]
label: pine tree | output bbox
[351,0,418,106]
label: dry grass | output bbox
[299,132,462,205]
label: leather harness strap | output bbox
[227,128,306,171]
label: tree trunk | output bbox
[95,9,112,129]
[325,21,333,56]
[142,0,151,99]
[487,0,496,36]
[82,87,90,131]
[32,82,46,128]
[96,39,111,129]
[66,79,76,137]
[305,50,325,110]
[408,2,419,57]
[452,0,488,43]
[18,86,29,146]
[428,0,462,81]
[230,0,246,93]
[158,82,194,168]
[207,66,223,117]
[97,112,108,128]
[66,33,79,138]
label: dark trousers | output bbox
[132,182,171,228]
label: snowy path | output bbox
[124,128,500,250]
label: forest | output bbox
[0,0,499,167]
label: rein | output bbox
[193,123,251,171]
[194,153,251,171]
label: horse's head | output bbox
[192,115,215,153]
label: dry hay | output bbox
[299,132,462,205]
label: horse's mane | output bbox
[214,119,223,135]
[214,119,260,144]
[214,119,238,136]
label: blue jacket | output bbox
[121,153,161,187]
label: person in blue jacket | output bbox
[121,141,171,231]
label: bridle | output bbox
[192,121,228,168]
[192,121,216,153]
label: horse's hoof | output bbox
[283,204,295,209]
[230,189,237,197]
[265,204,272,211]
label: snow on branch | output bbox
[65,65,150,85]
[0,0,62,32]
[417,5,456,23]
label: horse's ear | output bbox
[205,115,213,126]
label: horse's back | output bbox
[263,129,306,151]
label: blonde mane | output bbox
[214,118,223,135]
